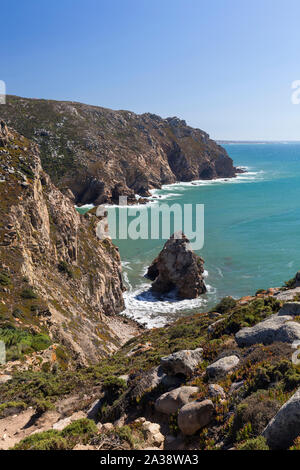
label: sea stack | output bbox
[146,232,206,299]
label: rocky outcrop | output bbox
[0,123,140,366]
[0,96,240,205]
[235,314,300,347]
[146,233,206,299]
[278,302,300,316]
[160,348,203,376]
[206,355,240,378]
[263,387,300,449]
[177,400,214,435]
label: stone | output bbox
[142,421,164,447]
[229,381,245,394]
[0,375,12,384]
[160,348,203,377]
[102,423,114,432]
[52,411,86,431]
[114,415,126,428]
[208,384,226,399]
[263,387,300,449]
[87,399,103,420]
[146,232,206,299]
[206,355,239,377]
[178,400,214,435]
[155,386,199,414]
[274,287,300,302]
[278,302,300,316]
[235,314,300,347]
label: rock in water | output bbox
[146,232,206,299]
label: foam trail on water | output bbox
[121,263,216,328]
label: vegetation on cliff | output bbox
[0,96,239,205]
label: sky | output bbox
[1,0,300,140]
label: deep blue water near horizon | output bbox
[108,143,300,327]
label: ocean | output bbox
[83,144,300,328]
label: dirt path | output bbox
[0,409,60,450]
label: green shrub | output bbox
[0,272,10,286]
[103,376,127,402]
[0,327,51,361]
[0,401,27,418]
[33,398,55,414]
[212,297,281,338]
[212,296,237,314]
[58,260,74,279]
[13,430,67,450]
[61,418,97,444]
[21,287,38,299]
[284,277,296,289]
[228,391,281,443]
[237,436,269,450]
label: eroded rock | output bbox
[155,386,199,415]
[206,355,240,378]
[235,314,300,347]
[160,348,203,377]
[146,233,206,299]
[178,400,214,435]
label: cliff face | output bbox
[0,96,238,205]
[0,121,138,366]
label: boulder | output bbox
[275,287,300,302]
[208,384,226,399]
[229,381,245,395]
[278,302,300,316]
[155,386,199,414]
[141,421,165,448]
[206,355,240,378]
[146,232,206,299]
[262,387,300,449]
[0,375,12,384]
[102,423,114,432]
[160,348,203,377]
[235,314,300,347]
[53,411,86,431]
[295,271,300,287]
[178,400,214,435]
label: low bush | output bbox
[228,391,281,443]
[58,260,74,279]
[20,287,38,299]
[212,296,237,314]
[237,436,269,450]
[13,430,68,450]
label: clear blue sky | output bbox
[2,0,300,140]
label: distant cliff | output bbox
[0,96,239,205]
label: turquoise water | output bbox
[107,144,300,327]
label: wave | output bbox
[121,263,216,328]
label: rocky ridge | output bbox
[0,95,240,205]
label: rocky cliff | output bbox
[0,121,141,366]
[0,96,239,205]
